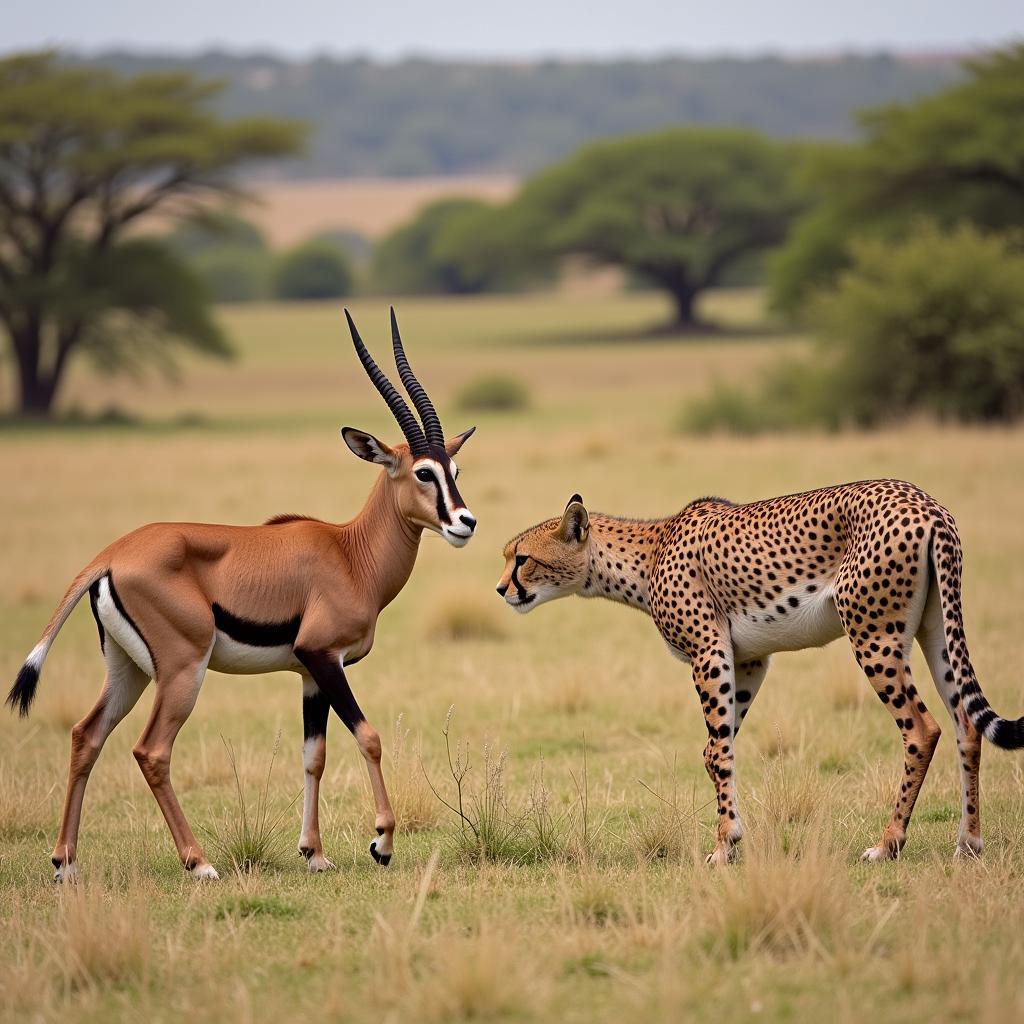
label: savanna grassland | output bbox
[2,290,1024,1023]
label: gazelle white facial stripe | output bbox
[416,458,465,524]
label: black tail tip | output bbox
[6,662,39,718]
[991,716,1024,750]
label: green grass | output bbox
[2,288,1024,1022]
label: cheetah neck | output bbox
[580,514,669,615]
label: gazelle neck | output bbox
[580,514,669,615]
[344,472,422,610]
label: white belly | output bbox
[729,587,844,662]
[207,631,301,674]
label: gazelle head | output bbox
[342,309,478,547]
[496,494,590,611]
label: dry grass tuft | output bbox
[391,715,442,833]
[0,758,54,841]
[627,769,704,864]
[202,735,296,874]
[51,886,152,991]
[695,836,853,959]
[424,592,507,642]
[747,755,838,853]
[546,672,592,716]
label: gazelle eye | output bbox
[450,461,459,479]
[415,468,434,483]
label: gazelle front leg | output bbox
[296,649,396,866]
[299,675,335,871]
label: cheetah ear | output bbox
[559,496,589,544]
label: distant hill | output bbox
[75,51,962,179]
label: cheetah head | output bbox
[496,494,590,613]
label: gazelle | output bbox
[7,309,477,881]
[498,483,1024,865]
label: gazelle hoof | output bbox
[190,862,220,881]
[369,839,391,867]
[53,861,78,884]
[306,853,336,872]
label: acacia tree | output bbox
[771,44,1024,316]
[0,52,304,416]
[508,127,804,328]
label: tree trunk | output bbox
[11,326,59,418]
[668,284,699,328]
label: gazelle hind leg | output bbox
[299,675,334,871]
[132,643,217,879]
[51,641,150,882]
[917,580,982,858]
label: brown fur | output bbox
[16,431,474,882]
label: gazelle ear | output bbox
[558,495,589,544]
[341,427,400,475]
[445,426,476,457]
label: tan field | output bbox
[212,174,519,248]
[2,290,1024,1022]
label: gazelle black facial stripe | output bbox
[430,476,450,524]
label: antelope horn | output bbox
[390,307,444,448]
[344,309,427,455]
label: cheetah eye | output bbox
[515,555,528,567]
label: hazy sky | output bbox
[6,2,1022,59]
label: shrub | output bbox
[192,245,272,303]
[313,227,372,264]
[273,240,354,300]
[681,223,1024,433]
[679,360,835,436]
[372,198,538,295]
[455,374,530,412]
[808,222,1024,424]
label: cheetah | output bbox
[496,480,1024,865]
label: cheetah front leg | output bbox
[692,643,743,865]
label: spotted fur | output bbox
[498,480,1024,864]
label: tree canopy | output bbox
[771,45,1024,315]
[372,198,533,296]
[508,127,806,327]
[0,51,304,416]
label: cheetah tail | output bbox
[930,523,1024,750]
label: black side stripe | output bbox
[212,603,301,647]
[88,579,106,653]
[106,572,157,673]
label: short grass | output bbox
[2,288,1024,1022]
